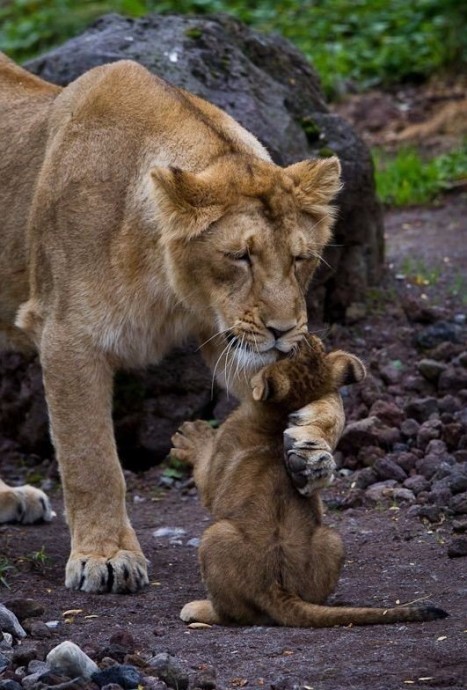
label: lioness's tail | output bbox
[260,585,447,627]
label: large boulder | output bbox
[25,12,384,319]
[1,13,384,466]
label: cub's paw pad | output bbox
[0,485,54,524]
[171,421,215,463]
[66,550,149,594]
[284,435,336,496]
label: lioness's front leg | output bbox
[0,479,53,524]
[284,392,344,496]
[40,325,148,593]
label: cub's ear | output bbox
[151,166,226,239]
[326,351,366,388]
[285,156,342,212]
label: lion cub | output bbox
[171,335,447,627]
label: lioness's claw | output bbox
[0,484,54,524]
[284,433,336,496]
[65,550,149,594]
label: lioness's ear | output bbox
[151,166,226,239]
[286,156,342,211]
[327,351,366,388]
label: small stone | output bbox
[22,620,52,639]
[447,536,467,558]
[438,394,462,414]
[47,641,99,679]
[27,660,48,674]
[447,467,467,494]
[0,678,22,690]
[427,484,452,507]
[147,653,189,690]
[400,417,420,438]
[0,606,26,640]
[379,363,403,385]
[392,488,416,503]
[438,366,467,394]
[416,419,443,450]
[404,397,438,423]
[0,652,9,672]
[0,632,13,648]
[452,518,467,533]
[450,492,467,515]
[3,600,45,623]
[190,664,217,690]
[11,642,46,667]
[394,451,418,473]
[373,457,407,483]
[186,538,200,548]
[92,664,143,689]
[354,467,378,489]
[403,475,430,495]
[152,527,186,539]
[416,505,444,522]
[364,480,397,504]
[418,358,446,383]
[108,631,136,655]
[357,445,385,467]
[369,400,405,426]
[141,678,168,690]
[415,321,462,349]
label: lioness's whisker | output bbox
[196,327,233,352]
[211,338,235,399]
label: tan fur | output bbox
[172,335,447,627]
[0,55,344,592]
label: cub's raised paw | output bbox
[65,549,149,594]
[171,420,216,465]
[283,434,336,496]
[180,599,220,625]
[0,482,54,524]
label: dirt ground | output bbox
[1,86,467,689]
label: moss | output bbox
[300,116,321,145]
[319,146,335,158]
[184,27,203,40]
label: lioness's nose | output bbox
[267,321,297,340]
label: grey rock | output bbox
[0,682,22,690]
[392,487,416,503]
[108,631,136,654]
[447,536,467,558]
[415,321,463,350]
[27,660,49,674]
[23,621,52,639]
[25,12,384,320]
[0,652,9,672]
[0,605,26,640]
[416,454,443,480]
[438,394,462,414]
[415,505,444,523]
[394,451,418,473]
[47,641,99,679]
[356,445,385,467]
[403,475,430,495]
[364,480,397,503]
[11,642,47,667]
[3,600,45,623]
[450,492,467,515]
[354,467,379,489]
[418,359,446,383]
[147,653,189,690]
[438,366,467,394]
[416,419,443,450]
[369,400,405,426]
[404,397,438,423]
[92,664,143,689]
[190,664,217,690]
[373,457,407,482]
[141,678,168,690]
[448,467,467,494]
[339,416,399,453]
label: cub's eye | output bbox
[293,256,309,264]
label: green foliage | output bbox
[0,0,465,95]
[0,556,14,588]
[373,142,467,206]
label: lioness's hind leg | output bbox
[180,599,221,625]
[171,420,216,466]
[0,479,53,524]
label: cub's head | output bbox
[250,335,366,412]
[151,154,341,377]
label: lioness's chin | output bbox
[233,346,278,372]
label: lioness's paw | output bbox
[284,434,336,496]
[171,420,215,465]
[65,550,149,594]
[0,484,54,524]
[180,599,220,625]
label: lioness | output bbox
[0,53,346,593]
[171,336,447,627]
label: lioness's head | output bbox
[151,154,341,375]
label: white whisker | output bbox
[196,326,233,352]
[210,338,233,399]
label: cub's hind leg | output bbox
[180,599,221,625]
[0,479,53,524]
[301,525,344,604]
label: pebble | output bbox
[152,527,186,539]
[0,606,26,640]
[0,652,9,672]
[47,641,99,679]
[404,397,438,422]
[92,664,143,689]
[447,536,467,558]
[147,653,189,690]
[0,682,22,690]
[450,492,467,515]
[415,321,462,349]
[373,457,407,482]
[3,601,45,624]
[418,358,446,383]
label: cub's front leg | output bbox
[40,324,148,593]
[284,392,344,496]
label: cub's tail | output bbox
[259,584,448,627]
